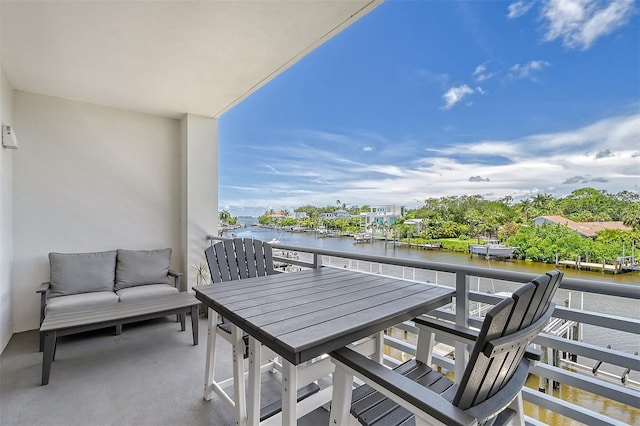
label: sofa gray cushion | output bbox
[45,291,119,314]
[116,284,179,303]
[49,251,117,297]
[115,248,171,290]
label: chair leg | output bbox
[508,392,525,426]
[372,331,384,363]
[203,308,218,401]
[416,326,435,365]
[269,355,280,374]
[328,365,354,426]
[231,324,247,424]
[247,337,261,426]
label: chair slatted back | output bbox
[205,238,275,284]
[454,270,563,410]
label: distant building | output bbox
[292,212,308,219]
[404,218,425,232]
[360,204,405,227]
[267,210,288,219]
[533,215,632,239]
[321,209,351,219]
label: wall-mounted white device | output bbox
[2,125,18,149]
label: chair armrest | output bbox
[168,270,184,292]
[38,282,50,325]
[524,346,543,361]
[414,315,478,346]
[330,347,477,426]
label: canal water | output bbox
[227,225,639,424]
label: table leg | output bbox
[41,331,56,386]
[281,360,298,425]
[232,324,247,426]
[247,336,261,426]
[191,305,199,345]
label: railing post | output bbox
[313,253,321,269]
[455,271,469,381]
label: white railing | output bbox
[207,236,640,425]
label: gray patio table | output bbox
[193,266,454,425]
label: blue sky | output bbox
[219,0,639,217]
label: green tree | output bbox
[622,204,640,230]
[560,188,614,221]
[464,209,484,242]
[219,210,231,224]
[280,217,297,227]
[498,221,519,241]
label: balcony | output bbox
[2,242,638,425]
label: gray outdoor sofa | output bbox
[38,248,184,350]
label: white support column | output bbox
[180,114,218,288]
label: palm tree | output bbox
[219,210,231,224]
[622,205,640,230]
[532,193,554,210]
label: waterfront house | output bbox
[360,204,406,227]
[321,209,352,219]
[404,218,425,232]
[533,215,632,238]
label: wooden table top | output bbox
[194,267,454,365]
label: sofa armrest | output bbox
[168,270,184,292]
[37,282,50,325]
[37,282,50,294]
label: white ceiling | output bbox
[1,1,381,119]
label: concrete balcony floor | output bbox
[0,314,329,426]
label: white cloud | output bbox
[508,1,534,19]
[509,60,550,80]
[438,141,521,158]
[542,0,635,50]
[473,61,496,82]
[363,146,373,152]
[442,84,475,109]
[220,114,640,212]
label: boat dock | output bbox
[556,255,637,274]
[391,241,442,249]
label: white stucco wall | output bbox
[0,66,15,352]
[12,92,182,332]
[181,114,218,287]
